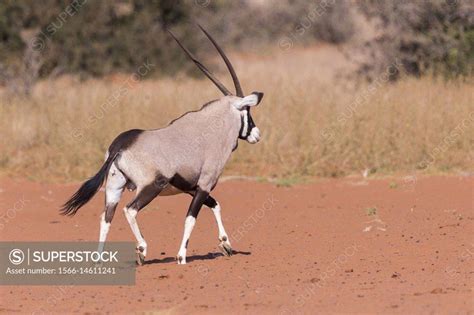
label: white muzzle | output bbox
[247,127,261,144]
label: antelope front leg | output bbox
[177,188,209,264]
[204,196,232,256]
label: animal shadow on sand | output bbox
[144,250,251,265]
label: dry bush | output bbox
[192,0,355,49]
[0,46,472,181]
[2,0,472,85]
[0,30,43,96]
[1,0,357,80]
[351,0,474,81]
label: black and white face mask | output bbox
[239,107,261,144]
[234,92,263,144]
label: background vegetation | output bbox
[1,1,472,86]
[0,0,473,181]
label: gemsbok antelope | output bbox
[61,24,264,265]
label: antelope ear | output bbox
[233,92,264,110]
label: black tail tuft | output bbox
[60,154,116,216]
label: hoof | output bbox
[176,255,186,265]
[136,246,146,266]
[218,240,233,257]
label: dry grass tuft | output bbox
[0,46,472,181]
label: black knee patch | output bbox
[203,196,217,208]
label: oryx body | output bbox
[61,24,264,265]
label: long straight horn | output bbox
[167,29,232,96]
[197,24,244,97]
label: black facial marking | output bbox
[238,115,245,138]
[237,91,262,141]
[238,108,256,140]
[247,112,256,136]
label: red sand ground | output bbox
[0,176,473,314]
